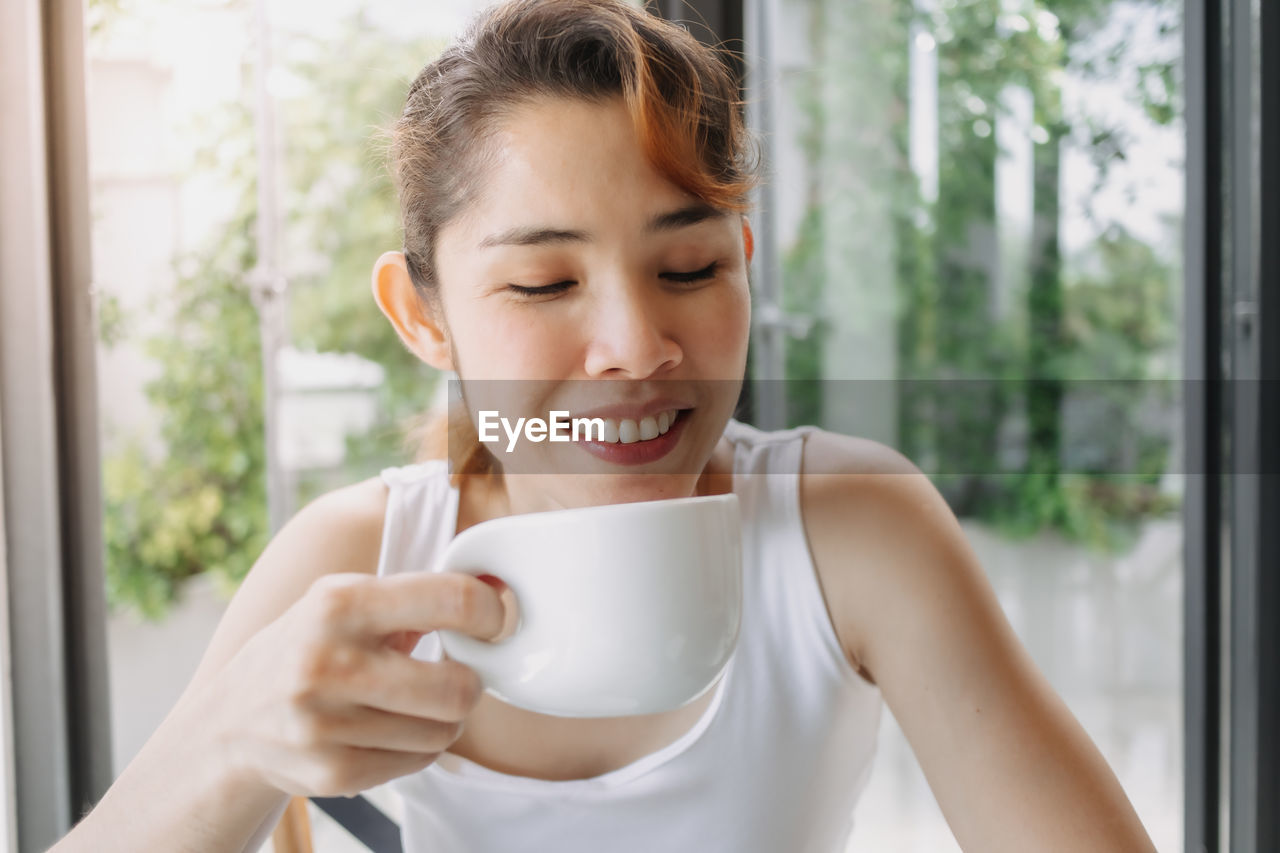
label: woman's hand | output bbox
[185,570,514,799]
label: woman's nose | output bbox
[581,283,682,378]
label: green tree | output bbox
[278,18,450,502]
[102,200,268,618]
[98,15,448,619]
[781,0,1180,549]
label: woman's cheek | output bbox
[495,311,578,375]
[451,310,531,377]
[676,291,746,380]
[713,278,752,357]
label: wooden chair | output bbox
[271,797,314,853]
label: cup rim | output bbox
[449,490,739,550]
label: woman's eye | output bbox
[505,261,719,298]
[506,280,575,297]
[661,261,720,284]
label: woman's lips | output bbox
[572,408,691,466]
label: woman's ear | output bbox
[741,216,754,265]
[371,251,454,372]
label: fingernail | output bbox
[476,573,507,593]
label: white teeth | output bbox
[590,409,681,444]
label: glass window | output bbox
[747,0,1184,849]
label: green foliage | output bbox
[97,14,447,619]
[779,0,1181,551]
[101,204,269,620]
[780,203,830,427]
[94,290,129,349]
[279,20,448,434]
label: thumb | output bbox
[476,574,519,641]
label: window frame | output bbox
[1220,0,1280,850]
[0,0,113,849]
[1183,0,1225,847]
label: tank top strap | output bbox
[722,418,864,685]
[376,459,459,581]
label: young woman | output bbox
[52,1,1157,850]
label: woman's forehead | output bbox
[449,98,716,248]
[495,102,666,190]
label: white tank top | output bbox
[375,418,883,852]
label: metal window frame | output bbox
[1183,0,1280,846]
[1183,0,1224,848]
[1223,0,1280,851]
[0,0,113,850]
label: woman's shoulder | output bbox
[795,425,956,546]
[798,426,922,477]
[225,476,390,604]
[305,474,391,544]
[794,427,960,679]
[259,475,392,582]
[797,427,939,517]
[289,458,450,549]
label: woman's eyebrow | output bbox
[477,202,726,249]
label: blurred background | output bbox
[77,0,1185,850]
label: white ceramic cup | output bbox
[434,492,742,718]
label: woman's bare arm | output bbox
[50,476,389,853]
[799,430,1156,853]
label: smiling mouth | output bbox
[580,408,690,444]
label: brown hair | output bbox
[388,0,759,486]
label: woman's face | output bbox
[429,96,752,503]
